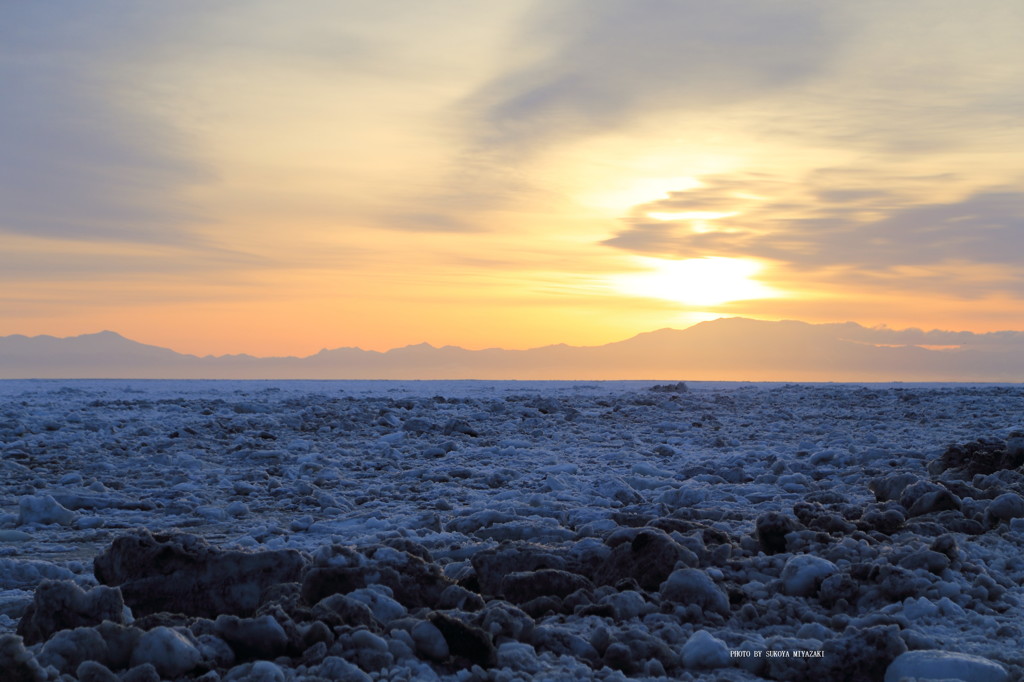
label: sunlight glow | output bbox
[646,211,737,221]
[584,176,703,211]
[614,257,777,306]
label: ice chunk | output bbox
[781,555,838,597]
[17,495,77,526]
[214,614,288,660]
[884,650,1008,682]
[316,656,371,681]
[130,626,202,678]
[38,626,106,674]
[986,492,1024,525]
[225,659,287,681]
[659,568,729,616]
[497,641,541,674]
[345,587,407,624]
[411,620,449,661]
[0,560,74,590]
[17,580,124,644]
[681,629,730,669]
[0,633,48,680]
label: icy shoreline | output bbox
[2,380,1022,680]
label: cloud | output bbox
[603,172,1024,296]
[384,213,479,233]
[0,4,212,244]
[463,0,837,155]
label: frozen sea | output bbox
[1,379,1023,681]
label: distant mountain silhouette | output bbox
[2,318,1024,380]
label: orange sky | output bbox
[3,2,1024,357]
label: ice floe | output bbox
[1,379,1023,680]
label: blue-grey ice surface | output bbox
[1,380,1023,681]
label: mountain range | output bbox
[2,317,1024,381]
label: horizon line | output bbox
[5,315,1024,361]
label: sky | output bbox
[3,1,1024,357]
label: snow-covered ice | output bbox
[884,650,1009,682]
[1,379,1023,680]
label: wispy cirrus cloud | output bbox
[0,4,218,244]
[463,0,838,156]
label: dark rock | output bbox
[561,588,594,614]
[37,626,107,674]
[899,481,961,517]
[975,468,1024,492]
[428,611,496,668]
[818,572,862,610]
[929,534,959,560]
[17,580,125,645]
[257,582,306,621]
[793,501,857,534]
[603,641,634,672]
[868,473,920,502]
[617,626,680,674]
[94,530,308,618]
[442,419,478,437]
[500,569,593,604]
[310,594,377,630]
[529,397,562,413]
[659,568,729,617]
[820,625,907,682]
[314,656,373,681]
[938,437,1023,477]
[437,584,485,612]
[910,490,961,517]
[755,511,797,555]
[477,600,535,642]
[647,517,707,535]
[402,418,435,433]
[903,519,952,537]
[129,626,202,678]
[874,564,928,602]
[937,479,983,502]
[649,382,688,394]
[76,660,119,682]
[520,596,562,618]
[0,633,48,682]
[298,620,335,651]
[986,492,1024,526]
[805,491,851,506]
[532,626,599,666]
[594,528,696,590]
[471,544,567,596]
[576,603,616,618]
[300,640,328,667]
[131,611,193,631]
[940,514,986,535]
[363,548,453,609]
[196,633,236,669]
[411,620,450,662]
[380,537,433,563]
[611,512,656,528]
[858,504,906,534]
[120,663,161,682]
[94,622,143,672]
[898,549,950,574]
[301,566,368,606]
[456,572,481,594]
[213,614,289,661]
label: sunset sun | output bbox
[614,256,777,307]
